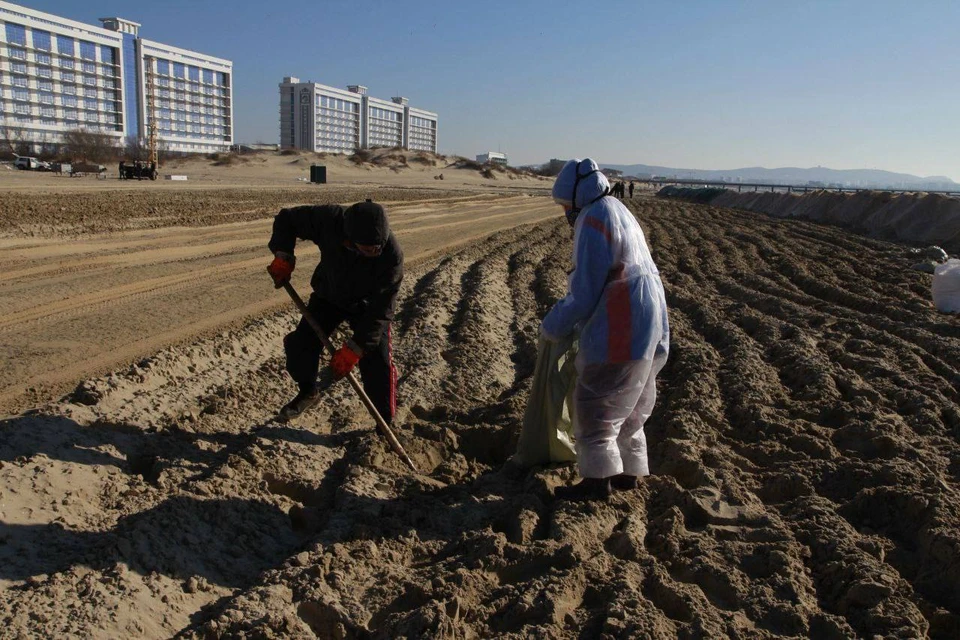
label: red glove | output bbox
[267,253,295,288]
[330,343,362,379]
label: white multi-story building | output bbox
[0,1,232,154]
[477,151,508,166]
[280,78,437,154]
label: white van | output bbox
[14,156,41,170]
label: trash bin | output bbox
[310,165,327,184]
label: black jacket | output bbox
[268,205,403,352]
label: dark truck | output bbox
[119,160,158,180]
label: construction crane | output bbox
[145,55,158,169]
[120,55,159,180]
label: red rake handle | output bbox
[277,276,418,473]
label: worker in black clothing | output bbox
[267,199,403,422]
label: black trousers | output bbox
[284,295,397,424]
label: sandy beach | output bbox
[1,151,959,638]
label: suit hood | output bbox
[552,158,610,210]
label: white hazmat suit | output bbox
[542,159,670,479]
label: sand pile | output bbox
[659,187,960,253]
[1,201,959,637]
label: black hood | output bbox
[343,199,389,245]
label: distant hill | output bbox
[600,163,958,190]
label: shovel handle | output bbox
[278,277,418,473]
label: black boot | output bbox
[610,474,638,491]
[277,387,320,422]
[555,477,612,502]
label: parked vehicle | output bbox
[118,160,158,181]
[70,162,106,177]
[14,156,42,170]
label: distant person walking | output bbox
[543,158,670,502]
[629,181,635,198]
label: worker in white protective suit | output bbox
[543,158,670,502]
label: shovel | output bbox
[276,278,418,473]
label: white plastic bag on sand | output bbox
[932,258,960,313]
[512,335,578,467]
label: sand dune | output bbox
[659,186,960,253]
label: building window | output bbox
[11,61,27,74]
[36,52,51,65]
[100,46,116,65]
[39,79,53,92]
[57,34,75,56]
[30,27,52,50]
[156,59,170,75]
[5,22,26,45]
[60,57,75,70]
[79,41,96,60]
[63,85,77,96]
[8,47,26,60]
[12,75,28,88]
[173,62,185,78]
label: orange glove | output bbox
[267,252,295,288]
[330,343,362,379]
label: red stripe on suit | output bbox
[388,324,397,418]
[606,264,632,362]
[583,216,611,242]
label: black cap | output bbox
[344,200,389,245]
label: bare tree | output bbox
[61,128,120,163]
[0,125,32,159]
[37,142,61,161]
[124,135,147,161]
[124,134,173,166]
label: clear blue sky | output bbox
[21,0,960,179]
